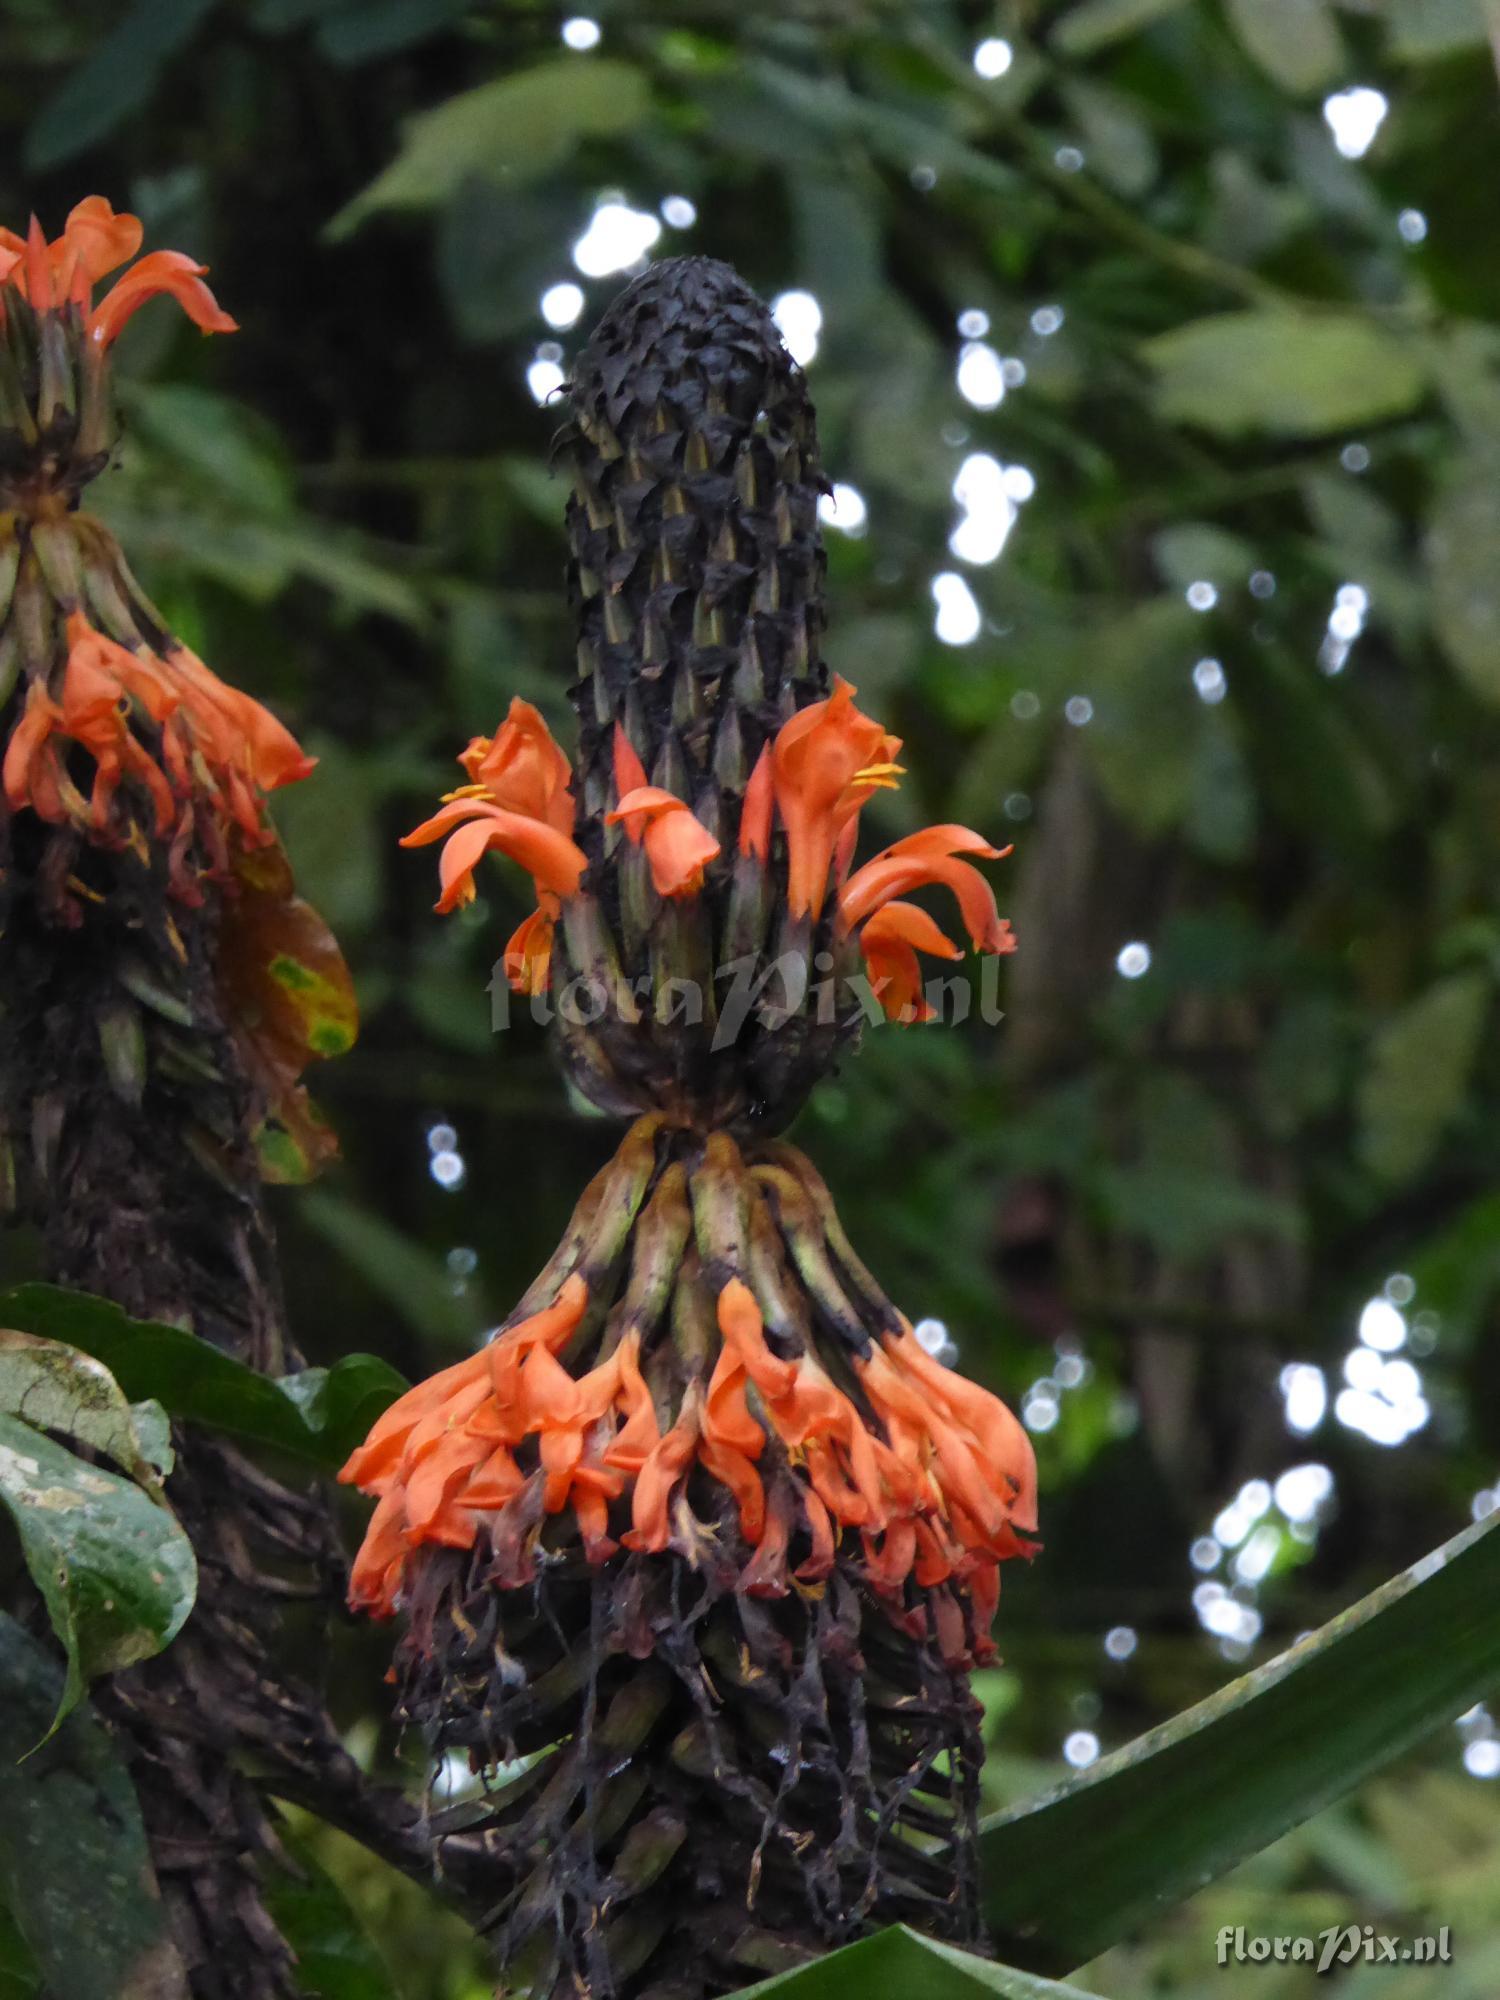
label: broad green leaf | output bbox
[1052,0,1192,56]
[1225,0,1343,94]
[121,383,296,517]
[1077,599,1203,836]
[734,1924,1104,1997]
[262,1829,400,1999]
[0,1905,40,2000]
[0,1329,170,1492]
[0,1412,196,1730]
[0,1613,189,1998]
[981,1511,1500,1972]
[1358,970,1490,1184]
[317,0,475,65]
[1428,466,1500,703]
[24,0,218,170]
[1150,521,1255,592]
[1144,312,1427,438]
[332,58,650,231]
[1387,0,1487,59]
[0,1284,405,1472]
[1057,80,1159,197]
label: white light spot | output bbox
[818,482,868,537]
[1465,1739,1500,1779]
[572,201,661,278]
[910,164,937,192]
[1359,1296,1406,1353]
[771,289,822,366]
[950,452,1019,565]
[1185,579,1218,612]
[1274,1463,1334,1524]
[447,1246,479,1277]
[1023,1385,1060,1433]
[1002,356,1027,387]
[973,37,1013,79]
[1009,688,1041,720]
[431,1150,466,1191]
[912,1317,956,1364]
[1065,695,1093,727]
[427,1122,457,1153]
[561,15,601,50]
[1398,207,1428,245]
[957,308,990,338]
[956,340,1006,410]
[1002,464,1036,503]
[1192,657,1227,704]
[1189,1535,1221,1572]
[1055,1350,1088,1388]
[931,571,982,646]
[1115,941,1151,979]
[1341,442,1370,473]
[1384,1272,1415,1306]
[1472,1488,1498,1523]
[527,356,566,404]
[540,281,585,330]
[1233,1524,1282,1585]
[1104,1625,1137,1661]
[1323,86,1388,160]
[661,194,697,229]
[1030,304,1064,337]
[1055,145,1085,174]
[1063,1730,1099,1768]
[1343,1344,1385,1391]
[1003,791,1031,821]
[1249,569,1276,599]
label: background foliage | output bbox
[3,0,1500,1992]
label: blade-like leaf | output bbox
[733,1924,1105,1997]
[1144,311,1427,437]
[0,1284,405,1472]
[0,1611,189,1997]
[981,1512,1500,1971]
[0,1412,196,1731]
[262,1828,400,1999]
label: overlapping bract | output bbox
[342,1120,1036,1672]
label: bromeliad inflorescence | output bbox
[341,258,1034,1998]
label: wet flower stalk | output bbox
[343,257,1034,1997]
[0,199,362,1997]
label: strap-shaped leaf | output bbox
[981,1511,1500,1971]
[733,1924,1105,1997]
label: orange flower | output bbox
[405,701,587,923]
[0,198,237,346]
[858,901,962,1022]
[739,745,774,863]
[770,678,903,920]
[840,825,1015,955]
[3,613,310,858]
[607,785,721,897]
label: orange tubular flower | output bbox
[768,677,903,920]
[402,700,588,926]
[840,825,1017,954]
[606,786,721,897]
[0,197,237,346]
[858,900,962,1023]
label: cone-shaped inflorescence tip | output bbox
[366,257,1030,1997]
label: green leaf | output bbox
[300,1192,480,1346]
[121,383,296,517]
[0,1284,405,1472]
[1057,80,1159,197]
[1052,0,1192,57]
[1358,970,1490,1184]
[316,0,475,65]
[262,1829,400,1999]
[1224,0,1344,94]
[1387,0,1487,59]
[24,0,218,170]
[733,1924,1105,1997]
[0,1329,170,1493]
[980,1511,1500,1972]
[0,1612,189,1998]
[0,1412,196,1731]
[332,58,651,232]
[1144,312,1427,438]
[1428,465,1500,703]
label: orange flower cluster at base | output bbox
[342,1123,1036,1672]
[3,609,313,895]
